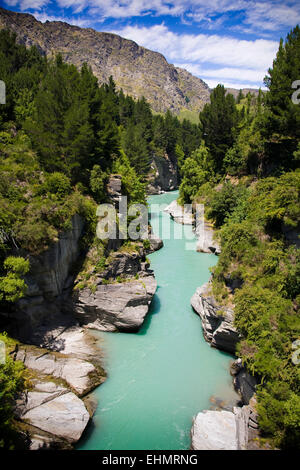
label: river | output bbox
[78,190,237,450]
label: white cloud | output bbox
[32,10,91,26]
[8,0,300,33]
[108,23,278,88]
[109,23,278,69]
[4,0,49,9]
[176,64,268,83]
[244,1,300,32]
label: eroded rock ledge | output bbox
[13,325,106,450]
[191,282,240,354]
[191,398,259,450]
[190,283,260,450]
[164,199,220,254]
[73,251,157,332]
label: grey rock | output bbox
[15,345,99,396]
[11,214,85,340]
[148,231,163,252]
[234,406,249,450]
[231,359,258,405]
[191,410,239,450]
[17,382,90,443]
[191,405,253,450]
[74,276,157,332]
[147,154,177,194]
[164,199,193,225]
[195,220,221,254]
[191,283,240,354]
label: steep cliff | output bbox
[147,155,178,194]
[0,7,210,114]
[191,282,241,354]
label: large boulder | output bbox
[191,410,239,450]
[164,200,193,225]
[148,231,164,252]
[190,406,253,450]
[16,381,90,444]
[191,283,240,354]
[74,275,157,332]
[15,345,102,396]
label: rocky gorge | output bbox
[164,199,221,253]
[2,179,161,449]
[163,198,260,450]
[4,187,256,451]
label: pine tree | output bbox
[200,84,238,172]
[264,25,300,139]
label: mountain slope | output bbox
[0,7,210,114]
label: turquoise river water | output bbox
[78,191,237,450]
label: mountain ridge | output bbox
[0,7,211,113]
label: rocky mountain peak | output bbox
[0,7,211,113]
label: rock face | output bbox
[73,248,157,332]
[190,402,259,450]
[0,7,210,114]
[13,325,106,449]
[191,283,240,354]
[148,231,164,252]
[15,381,90,446]
[195,219,221,254]
[147,155,178,194]
[74,274,157,332]
[231,358,258,405]
[15,344,102,397]
[164,200,193,224]
[191,409,240,450]
[8,214,85,341]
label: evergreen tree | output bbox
[200,84,238,172]
[264,25,300,139]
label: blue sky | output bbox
[1,0,300,89]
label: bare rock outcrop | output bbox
[191,283,240,354]
[164,200,193,225]
[4,214,85,341]
[230,358,259,405]
[190,399,259,450]
[15,381,90,447]
[74,275,157,332]
[15,344,103,397]
[147,155,178,194]
[195,219,221,255]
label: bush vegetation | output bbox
[179,26,300,448]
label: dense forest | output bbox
[179,26,300,449]
[0,23,299,449]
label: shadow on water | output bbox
[137,290,161,336]
[76,415,97,449]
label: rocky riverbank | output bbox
[190,397,259,450]
[190,282,260,450]
[5,217,162,449]
[73,251,157,332]
[164,199,220,254]
[190,282,240,354]
[13,326,105,449]
[163,197,260,450]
